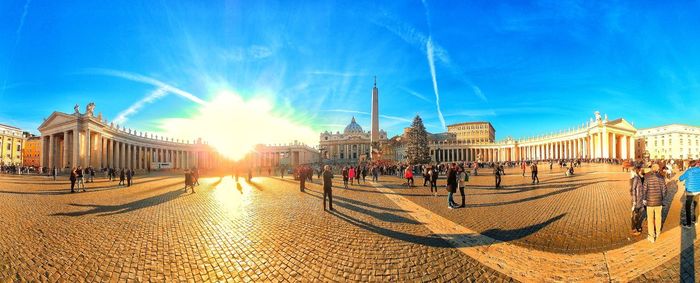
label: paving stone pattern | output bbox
[380,163,678,253]
[0,173,512,282]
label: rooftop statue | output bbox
[85,102,95,117]
[74,104,80,115]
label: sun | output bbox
[160,90,317,161]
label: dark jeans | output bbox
[459,186,466,206]
[323,188,333,210]
[685,195,697,226]
[430,181,437,192]
[495,175,501,188]
[300,178,306,192]
[632,206,645,232]
[531,172,539,183]
[423,176,429,186]
[70,179,76,192]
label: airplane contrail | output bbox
[84,68,206,105]
[113,87,168,124]
[426,37,446,130]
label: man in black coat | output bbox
[322,165,334,211]
[299,166,306,192]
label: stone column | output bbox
[62,131,69,169]
[97,135,103,168]
[629,136,636,160]
[48,135,55,169]
[72,129,80,168]
[620,135,628,160]
[602,130,609,159]
[85,128,91,167]
[611,134,617,159]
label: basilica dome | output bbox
[344,117,364,135]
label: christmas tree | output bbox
[406,115,431,164]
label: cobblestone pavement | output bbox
[0,172,512,282]
[377,163,678,253]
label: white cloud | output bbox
[113,87,168,124]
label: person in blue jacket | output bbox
[681,160,700,228]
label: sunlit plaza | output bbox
[4,1,700,282]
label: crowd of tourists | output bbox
[629,159,699,243]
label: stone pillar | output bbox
[620,135,628,160]
[611,134,617,159]
[97,135,103,168]
[48,135,55,170]
[629,136,636,160]
[72,129,80,168]
[62,131,69,169]
[85,128,91,167]
[602,130,609,159]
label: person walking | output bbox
[89,167,95,183]
[119,168,125,186]
[531,162,540,184]
[630,164,645,235]
[643,163,667,243]
[681,160,700,228]
[322,165,334,211]
[404,166,414,187]
[423,166,430,186]
[126,169,133,187]
[430,167,439,196]
[342,166,349,189]
[184,169,194,193]
[349,167,355,185]
[76,167,85,191]
[193,168,200,186]
[361,167,367,184]
[521,161,526,177]
[494,163,503,188]
[458,166,467,208]
[372,166,379,182]
[299,166,306,192]
[446,163,458,209]
[52,167,57,181]
[69,167,77,193]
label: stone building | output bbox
[446,121,495,144]
[0,123,26,165]
[393,111,638,163]
[635,124,700,160]
[22,136,41,167]
[246,141,320,169]
[319,117,387,163]
[38,103,225,172]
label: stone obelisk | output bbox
[370,77,380,160]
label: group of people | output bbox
[183,168,200,193]
[629,160,700,243]
[339,165,378,189]
[67,166,134,193]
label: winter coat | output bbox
[630,174,644,208]
[643,172,667,207]
[680,167,700,194]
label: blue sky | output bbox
[1,0,699,142]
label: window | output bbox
[16,145,20,152]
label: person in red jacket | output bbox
[404,166,414,187]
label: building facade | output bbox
[635,124,700,160]
[393,111,638,163]
[446,122,495,144]
[246,141,320,169]
[22,136,41,167]
[0,123,26,165]
[38,103,225,172]
[319,117,387,163]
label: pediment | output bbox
[38,112,77,132]
[606,118,637,132]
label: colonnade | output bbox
[427,131,636,163]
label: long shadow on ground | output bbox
[51,182,188,217]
